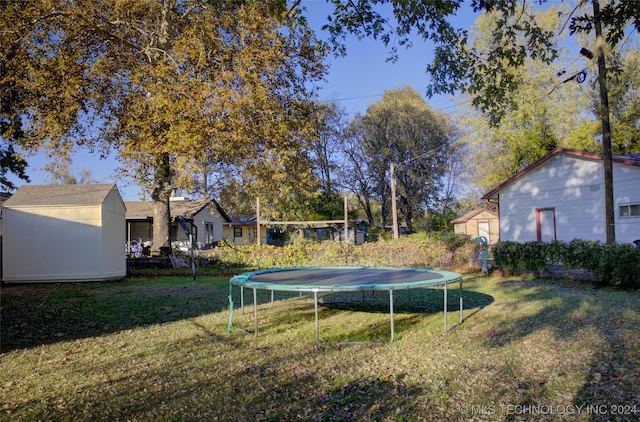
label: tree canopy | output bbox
[322,0,639,126]
[343,87,457,231]
[1,0,327,250]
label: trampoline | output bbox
[227,266,463,343]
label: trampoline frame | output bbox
[227,266,463,343]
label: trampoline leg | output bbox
[271,290,274,308]
[253,288,258,336]
[227,282,234,333]
[314,291,320,344]
[444,283,448,334]
[459,278,463,324]
[389,289,395,342]
[241,286,245,315]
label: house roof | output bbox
[451,208,498,224]
[482,148,640,201]
[224,216,257,226]
[2,184,119,208]
[0,192,11,207]
[125,198,231,222]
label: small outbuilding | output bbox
[451,208,499,244]
[1,184,127,283]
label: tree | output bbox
[0,15,30,192]
[341,114,378,228]
[2,0,327,253]
[599,47,640,153]
[322,0,638,126]
[352,87,457,232]
[0,141,29,192]
[323,0,637,244]
[456,6,597,195]
[311,103,349,202]
[45,162,96,185]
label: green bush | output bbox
[492,239,640,289]
[562,239,602,270]
[492,241,543,273]
[593,243,640,289]
[203,234,477,271]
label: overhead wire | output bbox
[317,4,637,147]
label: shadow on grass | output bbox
[309,374,424,420]
[481,278,640,418]
[231,287,494,343]
[0,276,236,354]
[4,331,422,421]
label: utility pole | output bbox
[424,208,429,236]
[593,0,616,243]
[390,162,399,239]
[344,195,349,243]
[256,197,261,246]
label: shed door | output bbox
[536,208,556,242]
[478,221,490,243]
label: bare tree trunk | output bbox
[149,0,174,256]
[151,152,172,255]
[592,0,615,243]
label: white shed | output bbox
[1,184,127,283]
[483,148,640,244]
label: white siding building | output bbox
[483,149,640,244]
[125,197,230,249]
[2,184,127,283]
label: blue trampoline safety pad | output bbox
[230,266,462,292]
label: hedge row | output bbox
[202,234,478,271]
[492,240,640,289]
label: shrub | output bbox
[492,239,640,289]
[593,243,640,289]
[202,234,477,271]
[562,239,602,271]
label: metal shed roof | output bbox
[2,184,119,208]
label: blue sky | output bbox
[12,1,478,200]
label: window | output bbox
[205,222,215,245]
[234,227,243,238]
[619,204,640,217]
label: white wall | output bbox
[3,193,126,282]
[499,153,640,243]
[192,207,225,244]
[101,189,127,278]
[613,161,640,243]
[173,206,225,245]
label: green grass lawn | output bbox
[1,273,639,421]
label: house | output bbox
[482,148,640,243]
[1,184,126,283]
[223,216,267,245]
[451,208,499,244]
[125,197,230,250]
